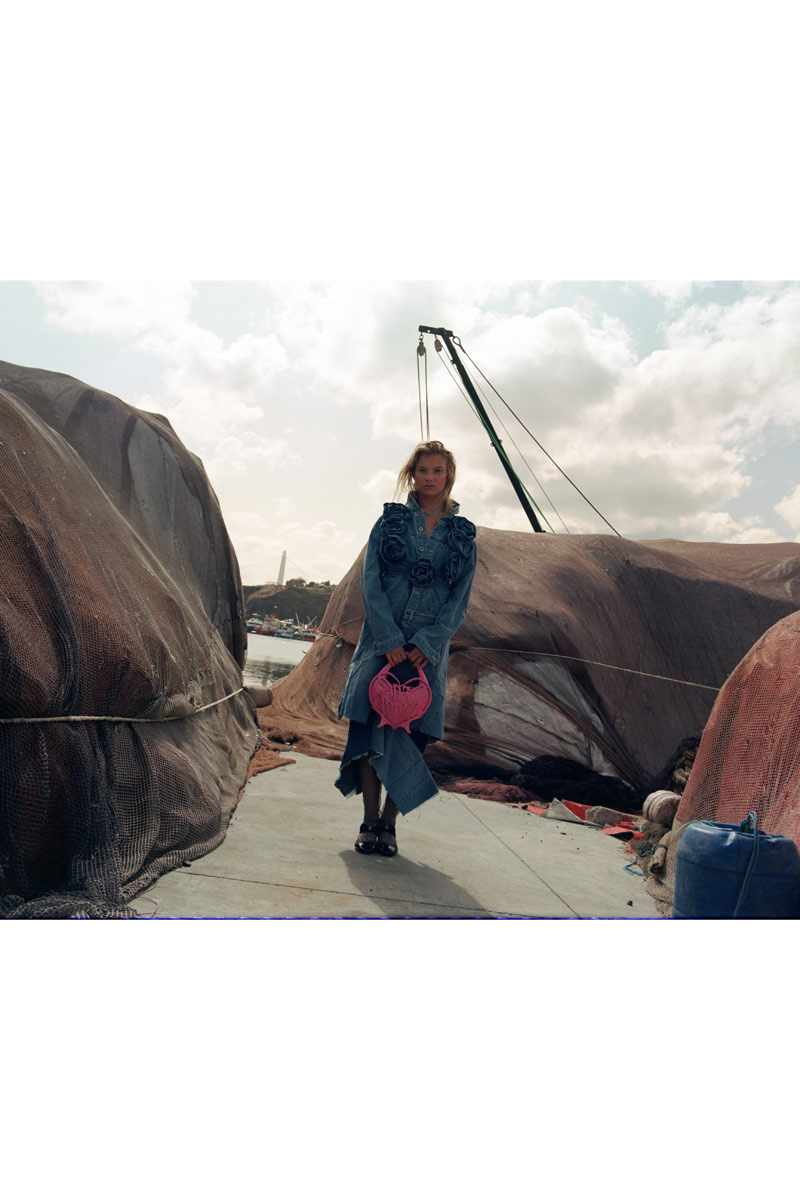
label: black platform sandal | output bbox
[355,820,380,854]
[377,818,398,857]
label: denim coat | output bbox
[337,495,477,741]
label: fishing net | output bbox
[672,610,800,840]
[0,361,259,919]
[642,612,800,915]
[266,529,800,798]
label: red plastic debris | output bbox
[560,800,594,820]
[602,823,645,840]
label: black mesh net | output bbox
[0,361,259,918]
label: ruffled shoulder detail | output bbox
[382,502,412,523]
[451,516,476,539]
[446,515,477,562]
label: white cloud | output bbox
[360,469,397,505]
[657,290,800,436]
[775,484,800,532]
[225,505,364,585]
[478,504,537,534]
[641,281,699,305]
[674,512,782,544]
[506,287,800,542]
[201,435,297,481]
[352,284,800,555]
[457,464,508,506]
[22,279,800,582]
[36,279,294,486]
[36,280,194,338]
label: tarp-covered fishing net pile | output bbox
[0,362,259,918]
[644,609,800,914]
[264,528,800,807]
[674,610,800,838]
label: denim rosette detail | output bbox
[382,502,410,523]
[380,532,407,565]
[379,503,412,565]
[409,559,434,586]
[448,516,477,558]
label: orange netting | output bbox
[675,611,800,842]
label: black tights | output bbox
[359,758,399,825]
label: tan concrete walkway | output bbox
[129,752,661,919]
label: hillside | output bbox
[243,581,334,625]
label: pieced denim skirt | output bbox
[335,716,438,815]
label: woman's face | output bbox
[413,453,449,504]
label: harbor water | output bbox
[242,632,311,689]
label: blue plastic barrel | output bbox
[673,813,800,919]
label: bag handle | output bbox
[382,664,428,688]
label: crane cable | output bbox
[432,340,556,533]
[416,335,430,440]
[457,340,622,537]
[443,339,571,534]
[449,339,666,693]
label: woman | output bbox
[335,440,477,857]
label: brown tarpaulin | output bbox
[0,361,259,918]
[265,528,800,790]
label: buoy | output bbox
[643,789,681,826]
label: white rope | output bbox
[416,335,429,439]
[461,646,721,692]
[0,687,246,725]
[424,346,430,439]
[321,628,720,693]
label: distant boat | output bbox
[247,617,316,642]
[278,623,317,642]
[247,617,281,636]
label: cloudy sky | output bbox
[5,5,797,589]
[2,279,799,584]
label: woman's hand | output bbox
[407,646,429,669]
[385,646,408,666]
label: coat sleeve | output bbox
[360,519,406,655]
[409,543,477,666]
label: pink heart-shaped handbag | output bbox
[368,662,433,733]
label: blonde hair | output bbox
[395,440,457,513]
